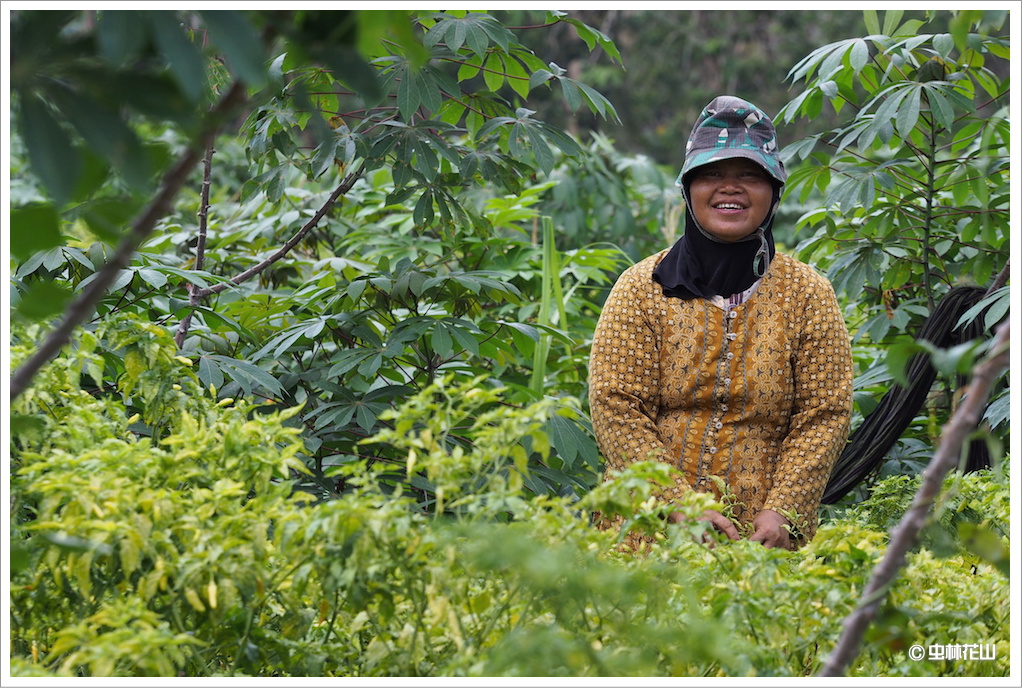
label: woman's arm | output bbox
[588,261,670,475]
[761,277,854,544]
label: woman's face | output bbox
[688,158,774,242]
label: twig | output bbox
[9,81,248,403]
[191,163,366,299]
[986,259,1010,296]
[818,317,1010,676]
[174,141,216,348]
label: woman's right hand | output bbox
[699,509,741,542]
[668,507,741,544]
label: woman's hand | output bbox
[668,507,741,545]
[748,509,791,550]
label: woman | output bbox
[588,95,853,550]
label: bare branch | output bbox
[191,163,366,299]
[175,141,217,348]
[818,318,1010,676]
[9,81,248,403]
[986,259,1010,296]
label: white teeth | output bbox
[715,203,743,209]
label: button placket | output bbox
[700,306,736,478]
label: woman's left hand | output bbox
[748,509,791,550]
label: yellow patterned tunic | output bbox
[589,250,854,547]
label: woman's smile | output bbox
[689,158,774,242]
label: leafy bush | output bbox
[9,323,1010,678]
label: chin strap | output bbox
[752,227,770,277]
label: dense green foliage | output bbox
[777,10,1010,494]
[9,330,1011,676]
[6,8,1012,679]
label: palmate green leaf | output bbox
[786,40,847,85]
[96,10,147,64]
[424,12,513,59]
[447,321,481,357]
[10,203,64,261]
[895,87,921,138]
[827,173,874,212]
[51,87,151,189]
[776,88,813,123]
[414,189,435,226]
[885,339,928,388]
[498,320,540,353]
[559,75,584,112]
[201,354,284,399]
[146,11,207,103]
[358,10,429,68]
[306,400,357,432]
[828,243,884,298]
[524,126,555,176]
[483,53,505,93]
[457,54,482,82]
[503,53,531,99]
[879,9,903,36]
[570,78,618,122]
[464,21,491,58]
[922,85,955,132]
[197,354,226,391]
[869,84,911,133]
[849,38,870,72]
[819,38,857,80]
[14,280,74,322]
[199,11,268,89]
[552,13,622,63]
[863,9,881,36]
[396,67,421,120]
[327,349,377,378]
[17,92,82,206]
[430,321,454,357]
[546,414,586,470]
[183,306,252,340]
[354,402,387,434]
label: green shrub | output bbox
[9,320,1010,677]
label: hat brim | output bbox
[677,148,787,187]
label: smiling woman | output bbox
[687,158,774,243]
[588,95,854,552]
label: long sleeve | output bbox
[588,254,677,477]
[761,276,854,541]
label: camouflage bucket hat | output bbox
[676,95,787,187]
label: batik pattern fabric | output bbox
[589,250,854,549]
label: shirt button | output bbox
[726,352,734,360]
[729,310,738,319]
[715,422,723,430]
[723,378,731,386]
[720,404,728,411]
[708,446,717,454]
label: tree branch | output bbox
[191,163,366,299]
[9,80,248,403]
[818,317,1010,676]
[986,259,1010,296]
[174,140,216,348]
